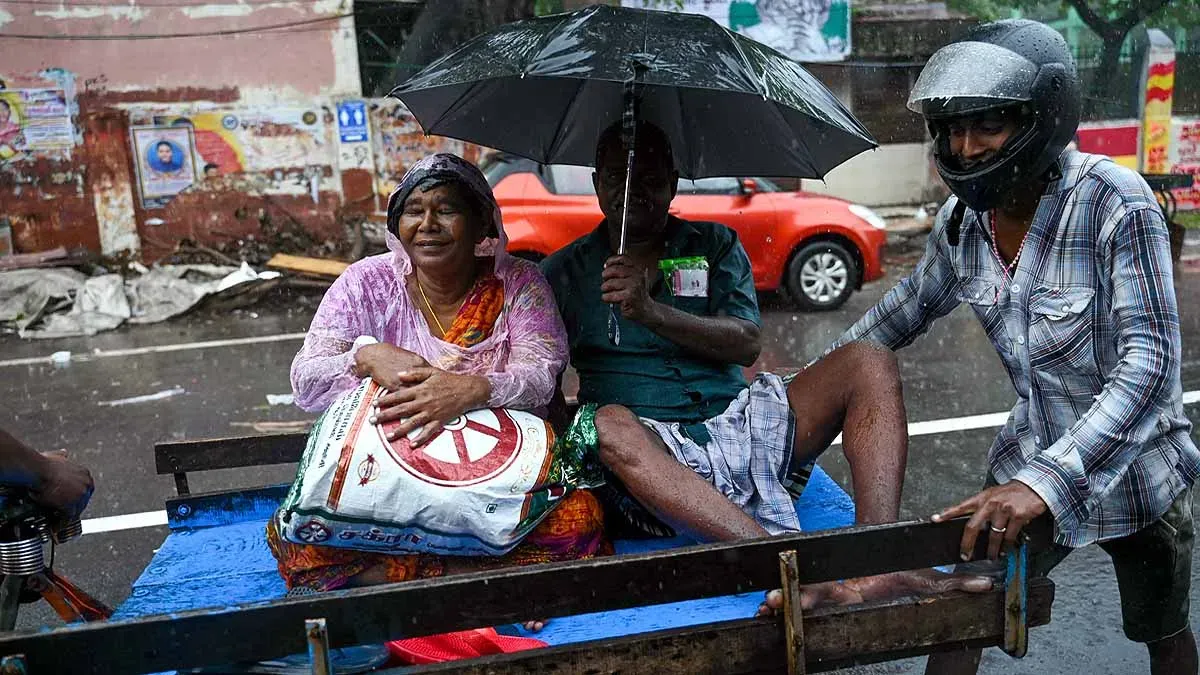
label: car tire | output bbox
[785,241,858,311]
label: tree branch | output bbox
[1066,0,1175,40]
[1065,0,1119,41]
[1115,0,1172,33]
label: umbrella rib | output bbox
[723,31,768,99]
[523,10,581,76]
[425,80,485,135]
[544,78,589,163]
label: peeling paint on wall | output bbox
[0,68,478,259]
[330,18,362,97]
[94,172,141,254]
[180,4,257,19]
[33,5,149,21]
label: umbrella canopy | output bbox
[390,4,876,180]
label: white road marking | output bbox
[0,332,308,368]
[82,510,168,535]
[80,389,1200,536]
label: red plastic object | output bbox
[387,628,548,665]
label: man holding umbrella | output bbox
[392,3,989,607]
[830,20,1199,674]
[541,121,989,608]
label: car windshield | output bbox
[546,165,781,195]
[480,153,530,187]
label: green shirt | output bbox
[541,217,761,443]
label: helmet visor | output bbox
[907,41,1039,114]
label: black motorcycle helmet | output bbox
[908,20,1080,215]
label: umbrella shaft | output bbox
[617,148,635,256]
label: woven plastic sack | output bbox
[276,379,601,556]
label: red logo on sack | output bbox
[380,409,523,487]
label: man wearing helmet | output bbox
[831,20,1199,674]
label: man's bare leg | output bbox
[760,342,992,615]
[595,404,767,541]
[787,341,909,526]
[594,404,866,609]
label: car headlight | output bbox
[848,204,887,230]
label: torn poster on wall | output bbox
[0,89,74,162]
[130,125,198,209]
[137,107,330,177]
[370,99,471,212]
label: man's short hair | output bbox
[594,120,674,171]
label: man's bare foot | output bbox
[755,569,993,616]
[522,620,547,632]
[754,580,863,616]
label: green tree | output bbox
[945,0,1197,116]
[1062,0,1194,114]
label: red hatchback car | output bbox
[481,154,887,310]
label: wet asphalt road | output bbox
[1,250,1199,673]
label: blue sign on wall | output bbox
[337,101,368,143]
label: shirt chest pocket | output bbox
[956,278,997,309]
[1027,286,1099,376]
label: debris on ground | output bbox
[0,247,81,271]
[160,208,355,268]
[266,254,350,280]
[230,420,313,434]
[0,263,283,339]
[98,386,187,407]
[266,394,295,406]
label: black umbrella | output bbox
[390,4,875,179]
[390,4,877,342]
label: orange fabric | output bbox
[267,489,610,591]
[441,272,504,347]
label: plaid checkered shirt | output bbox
[834,150,1199,547]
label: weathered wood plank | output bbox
[779,550,806,675]
[0,519,1052,674]
[381,580,1055,675]
[154,433,306,475]
[266,253,350,279]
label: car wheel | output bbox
[785,241,858,311]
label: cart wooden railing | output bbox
[0,435,1055,674]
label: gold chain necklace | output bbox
[415,277,447,337]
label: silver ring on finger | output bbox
[990,524,1007,534]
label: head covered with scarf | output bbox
[385,153,511,277]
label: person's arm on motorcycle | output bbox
[0,428,94,520]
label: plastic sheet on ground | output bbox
[0,263,282,339]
